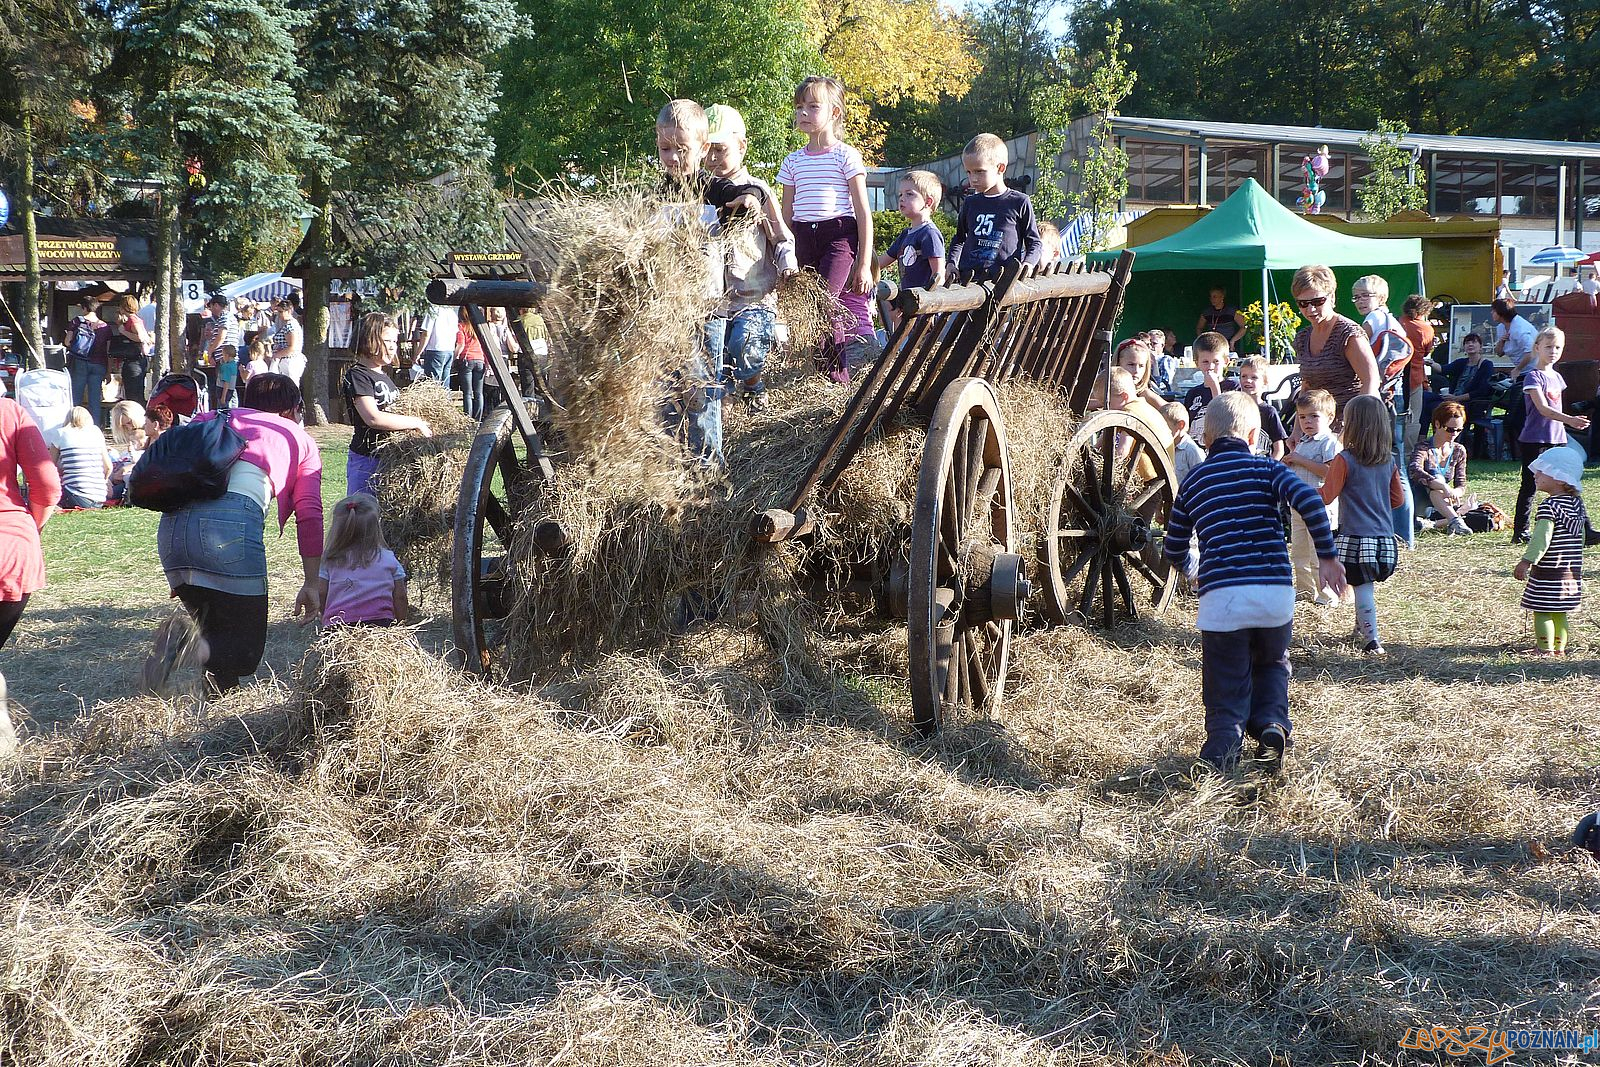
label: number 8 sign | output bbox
[180,280,206,314]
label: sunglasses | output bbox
[1440,424,1465,433]
[1296,296,1329,309]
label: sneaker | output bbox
[1512,532,1531,546]
[743,390,769,415]
[1362,640,1387,657]
[1252,724,1289,774]
[141,612,200,696]
[1447,518,1472,536]
[1415,515,1430,533]
[1313,592,1339,607]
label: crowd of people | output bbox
[0,77,1590,785]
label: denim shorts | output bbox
[158,492,269,596]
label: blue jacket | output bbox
[1163,436,1336,593]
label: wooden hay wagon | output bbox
[428,250,1179,735]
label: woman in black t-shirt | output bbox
[343,312,431,497]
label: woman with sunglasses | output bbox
[1408,401,1473,535]
[1290,264,1380,423]
[142,373,325,696]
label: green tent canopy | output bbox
[1088,178,1425,355]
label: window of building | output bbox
[1582,167,1600,220]
[1205,145,1269,205]
[1124,140,1189,204]
[1432,157,1500,216]
[1499,163,1559,217]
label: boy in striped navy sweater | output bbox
[1162,393,1348,773]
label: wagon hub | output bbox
[1106,512,1152,555]
[957,541,1030,624]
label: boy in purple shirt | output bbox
[948,133,1041,282]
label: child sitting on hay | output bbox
[1163,392,1346,775]
[702,103,797,417]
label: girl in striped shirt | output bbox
[1513,445,1588,655]
[778,75,874,383]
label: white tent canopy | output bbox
[219,272,302,303]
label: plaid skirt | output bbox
[1335,533,1398,586]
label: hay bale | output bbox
[369,381,477,594]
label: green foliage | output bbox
[288,0,519,301]
[872,207,956,259]
[1357,120,1427,222]
[956,0,1063,141]
[493,0,818,184]
[1070,0,1600,143]
[112,0,315,279]
[1238,300,1299,362]
[1027,45,1073,222]
[1064,21,1133,254]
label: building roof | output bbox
[1112,116,1600,162]
[285,194,546,278]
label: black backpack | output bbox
[126,412,248,512]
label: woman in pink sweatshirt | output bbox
[143,373,324,694]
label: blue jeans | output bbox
[69,358,104,426]
[347,451,381,498]
[420,348,454,387]
[459,359,486,420]
[660,351,722,467]
[1199,622,1292,767]
[704,306,777,394]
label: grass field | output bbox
[2,436,1597,1065]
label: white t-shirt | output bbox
[416,306,459,353]
[1496,315,1538,371]
[777,143,865,223]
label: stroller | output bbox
[13,368,73,433]
[147,369,211,425]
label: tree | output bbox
[802,0,977,162]
[287,0,518,418]
[1357,120,1427,221]
[107,0,313,372]
[1034,20,1133,250]
[494,0,818,182]
[0,0,104,362]
[958,0,1063,142]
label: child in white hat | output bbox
[1512,444,1589,655]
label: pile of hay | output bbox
[369,381,478,593]
[4,584,1596,1065]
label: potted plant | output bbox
[1239,300,1300,363]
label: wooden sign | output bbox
[0,235,123,271]
[447,250,526,269]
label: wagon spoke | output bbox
[942,627,962,707]
[1060,543,1096,586]
[1119,436,1147,500]
[1126,551,1167,594]
[973,466,1003,522]
[1112,556,1135,615]
[1127,478,1165,515]
[1101,550,1118,628]
[964,418,988,515]
[1078,551,1103,621]
[483,492,512,543]
[1062,480,1098,524]
[966,633,990,708]
[942,463,962,553]
[1099,426,1116,503]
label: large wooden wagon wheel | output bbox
[451,406,549,673]
[1041,410,1178,629]
[908,378,1033,736]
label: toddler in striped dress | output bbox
[1513,445,1588,655]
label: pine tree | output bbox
[288,0,519,418]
